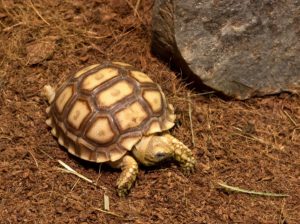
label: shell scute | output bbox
[115,101,149,132]
[55,85,73,114]
[67,98,92,130]
[81,67,119,91]
[74,64,100,78]
[85,115,118,144]
[130,70,154,83]
[96,80,134,108]
[142,89,163,114]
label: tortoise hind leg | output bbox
[42,85,56,103]
[109,155,139,196]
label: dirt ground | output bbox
[0,0,299,223]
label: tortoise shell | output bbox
[46,61,176,162]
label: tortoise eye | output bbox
[155,152,166,158]
[154,152,169,162]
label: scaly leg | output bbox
[109,155,139,197]
[165,134,196,175]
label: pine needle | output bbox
[125,0,142,22]
[134,0,141,16]
[28,0,50,25]
[188,92,195,147]
[283,110,298,126]
[57,160,94,184]
[93,207,124,218]
[217,182,289,197]
[28,150,39,168]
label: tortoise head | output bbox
[132,134,173,166]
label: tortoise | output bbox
[42,61,196,196]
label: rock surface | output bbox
[152,0,300,99]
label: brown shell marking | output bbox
[46,62,176,163]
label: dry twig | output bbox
[57,160,94,184]
[38,148,54,160]
[28,0,50,25]
[93,207,124,218]
[70,178,80,192]
[187,92,195,147]
[3,22,25,32]
[283,110,298,126]
[28,150,39,169]
[217,182,289,197]
[125,0,142,22]
[104,194,110,211]
[232,127,285,151]
[134,0,141,16]
[45,190,124,218]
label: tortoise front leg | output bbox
[110,155,139,196]
[165,134,196,175]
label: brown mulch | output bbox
[0,0,299,223]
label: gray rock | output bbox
[152,0,300,99]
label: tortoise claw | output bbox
[116,168,137,197]
[181,162,195,176]
[117,186,130,197]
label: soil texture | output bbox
[0,1,299,223]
